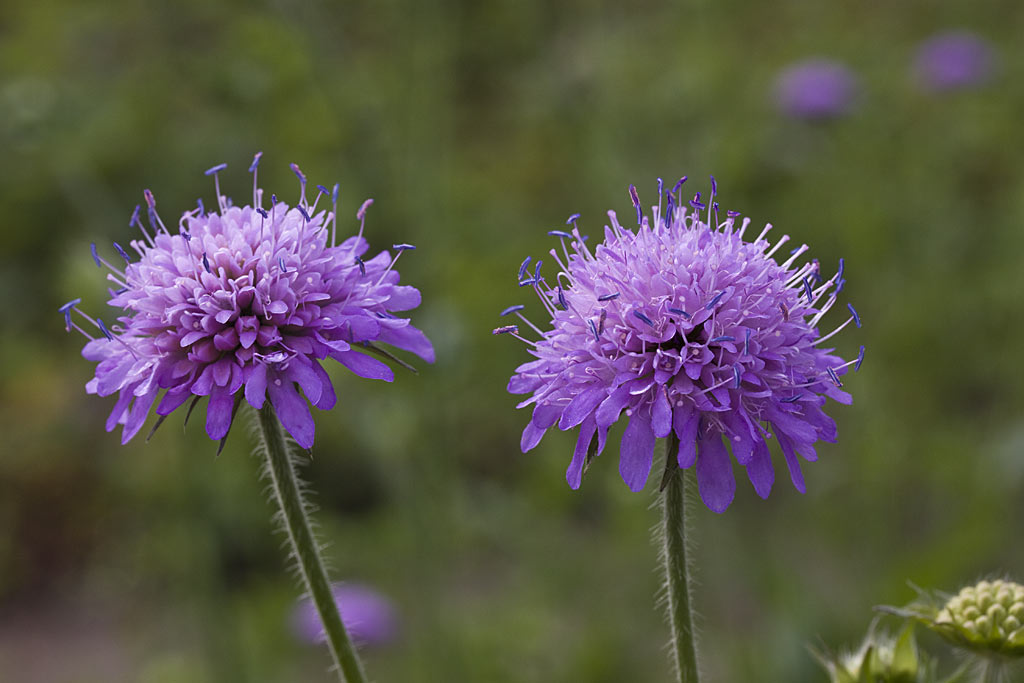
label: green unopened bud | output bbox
[913,579,1024,659]
[815,625,924,683]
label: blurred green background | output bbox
[2,1,1023,681]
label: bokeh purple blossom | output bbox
[63,157,433,450]
[501,179,862,512]
[291,583,398,647]
[913,31,996,92]
[774,59,858,120]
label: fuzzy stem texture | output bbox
[662,432,701,683]
[257,405,368,683]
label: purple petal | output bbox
[776,431,806,494]
[310,360,336,410]
[245,363,268,409]
[619,411,655,492]
[595,385,631,427]
[745,438,774,499]
[673,405,699,468]
[121,388,159,444]
[521,420,546,452]
[695,432,736,513]
[269,376,315,449]
[378,322,435,363]
[566,417,597,489]
[651,391,672,439]
[286,359,323,405]
[333,350,395,382]
[105,391,134,432]
[157,388,192,416]
[558,387,606,430]
[205,384,235,441]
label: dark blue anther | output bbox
[628,184,642,225]
[790,246,802,255]
[744,329,751,355]
[271,194,278,207]
[598,309,607,334]
[316,184,330,196]
[657,177,664,198]
[548,230,573,238]
[332,184,339,203]
[182,231,192,243]
[518,278,536,287]
[704,290,726,311]
[566,213,581,225]
[826,366,842,387]
[393,243,416,251]
[668,307,691,319]
[297,206,310,222]
[733,364,741,389]
[533,260,542,282]
[143,188,156,209]
[58,298,81,313]
[847,302,861,328]
[129,204,141,227]
[835,277,846,294]
[710,175,717,196]
[204,163,228,176]
[90,243,102,267]
[355,256,366,275]
[492,325,518,335]
[802,276,814,302]
[779,302,790,321]
[196,198,205,216]
[257,208,268,219]
[147,206,159,231]
[202,252,211,273]
[633,310,654,326]
[113,242,131,263]
[517,256,531,281]
[855,345,866,371]
[500,304,524,317]
[710,335,735,343]
[587,318,600,341]
[290,163,306,184]
[556,286,567,310]
[689,192,706,211]
[665,194,675,223]
[837,257,845,280]
[598,293,620,301]
[249,152,263,173]
[672,176,688,194]
[781,393,803,403]
[96,318,113,341]
[726,210,741,218]
[279,257,288,273]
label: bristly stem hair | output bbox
[661,431,701,683]
[256,404,368,683]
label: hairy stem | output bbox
[256,405,368,683]
[661,432,701,683]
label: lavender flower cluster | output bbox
[500,179,863,512]
[61,156,433,451]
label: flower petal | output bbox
[651,389,672,438]
[245,363,268,409]
[673,405,699,468]
[268,375,315,449]
[775,431,806,494]
[619,411,655,492]
[695,431,736,513]
[205,384,235,441]
[566,417,597,489]
[745,438,774,499]
[333,350,395,382]
[558,387,606,430]
[521,420,546,452]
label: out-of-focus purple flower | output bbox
[774,59,858,120]
[62,157,433,450]
[291,583,398,647]
[914,31,996,92]
[500,179,863,512]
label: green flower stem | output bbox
[257,405,368,683]
[661,432,701,683]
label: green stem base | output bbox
[257,405,368,683]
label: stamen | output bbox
[633,310,654,327]
[744,329,751,355]
[847,302,861,328]
[297,206,310,222]
[393,243,416,251]
[671,176,688,195]
[709,175,717,197]
[356,198,373,241]
[826,366,842,387]
[628,184,642,225]
[355,256,366,275]
[733,364,741,388]
[492,325,519,335]
[779,302,790,321]
[248,152,263,173]
[557,285,567,310]
[710,335,735,343]
[113,242,131,263]
[855,345,866,371]
[587,319,600,341]
[598,292,620,301]
[812,315,855,345]
[727,210,742,218]
[518,278,536,287]
[316,184,330,197]
[517,256,531,282]
[96,318,114,341]
[665,193,675,226]
[500,305,525,316]
[290,162,307,206]
[58,298,81,332]
[533,260,543,283]
[90,243,102,267]
[279,257,288,273]
[202,252,211,273]
[143,189,168,233]
[689,192,706,211]
[204,163,228,176]
[704,290,726,311]
[598,309,607,335]
[668,307,691,319]
[566,213,581,226]
[781,393,803,403]
[802,276,814,302]
[548,230,572,238]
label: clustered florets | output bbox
[62,156,433,450]
[500,177,862,512]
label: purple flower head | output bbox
[291,582,398,647]
[914,31,996,92]
[502,179,862,512]
[64,157,434,450]
[774,59,858,120]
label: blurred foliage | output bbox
[2,0,1024,681]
